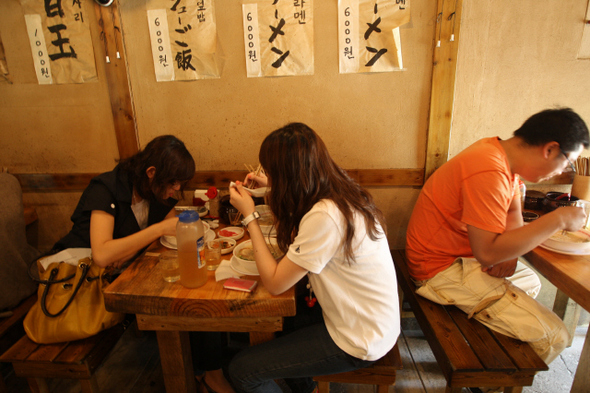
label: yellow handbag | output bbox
[23,256,124,344]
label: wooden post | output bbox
[93,1,139,159]
[424,0,463,180]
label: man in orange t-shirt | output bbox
[405,108,589,365]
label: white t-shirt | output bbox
[287,200,400,361]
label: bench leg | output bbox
[316,380,330,393]
[444,387,462,393]
[503,387,523,393]
[80,376,100,393]
[377,384,390,393]
[27,377,49,393]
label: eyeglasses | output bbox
[561,150,576,173]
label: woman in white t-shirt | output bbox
[228,123,400,393]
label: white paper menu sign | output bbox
[242,4,262,78]
[338,0,360,74]
[24,14,53,85]
[147,9,174,82]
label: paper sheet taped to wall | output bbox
[20,0,97,84]
[241,0,314,77]
[146,0,221,81]
[338,0,410,74]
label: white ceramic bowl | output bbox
[542,229,590,253]
[231,238,283,275]
[255,205,276,236]
[161,222,210,249]
[218,237,237,255]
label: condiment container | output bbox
[176,210,207,288]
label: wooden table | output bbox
[103,227,296,393]
[524,246,590,393]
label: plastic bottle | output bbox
[176,210,207,288]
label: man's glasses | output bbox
[561,150,576,173]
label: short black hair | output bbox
[514,108,590,153]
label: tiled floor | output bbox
[2,322,587,392]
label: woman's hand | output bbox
[229,181,256,217]
[244,171,268,188]
[159,216,179,237]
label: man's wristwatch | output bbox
[241,211,260,227]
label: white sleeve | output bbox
[286,209,343,274]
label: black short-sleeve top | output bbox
[53,165,177,251]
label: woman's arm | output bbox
[90,210,178,268]
[229,181,308,295]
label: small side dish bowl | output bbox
[217,226,245,240]
[542,228,590,253]
[543,191,579,212]
[218,237,237,255]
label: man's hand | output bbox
[481,258,517,278]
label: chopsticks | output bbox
[575,157,589,176]
[234,164,263,225]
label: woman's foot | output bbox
[200,369,235,393]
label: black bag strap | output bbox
[40,260,91,318]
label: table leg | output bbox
[156,330,197,393]
[249,332,275,345]
[570,327,589,393]
[552,289,582,347]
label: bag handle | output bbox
[40,260,91,318]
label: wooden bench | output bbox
[0,294,37,392]
[313,343,402,393]
[392,249,548,393]
[0,320,128,393]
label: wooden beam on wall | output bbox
[15,169,425,193]
[94,1,139,159]
[424,0,463,180]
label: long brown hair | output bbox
[119,135,195,204]
[259,123,386,263]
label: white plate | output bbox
[538,243,590,256]
[217,226,245,240]
[541,228,590,254]
[160,227,215,250]
[160,236,176,249]
[230,256,259,276]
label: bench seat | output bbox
[313,343,402,393]
[392,249,547,393]
[0,322,126,393]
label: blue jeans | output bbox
[228,323,374,393]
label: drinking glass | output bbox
[205,239,222,271]
[159,250,180,282]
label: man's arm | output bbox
[481,195,522,277]
[468,205,586,268]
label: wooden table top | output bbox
[524,247,590,312]
[104,226,296,320]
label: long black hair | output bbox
[259,123,386,263]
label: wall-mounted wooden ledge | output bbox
[15,169,426,192]
[14,170,572,192]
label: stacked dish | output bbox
[161,221,213,249]
[230,239,283,276]
[540,229,590,255]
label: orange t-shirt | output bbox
[405,137,518,281]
